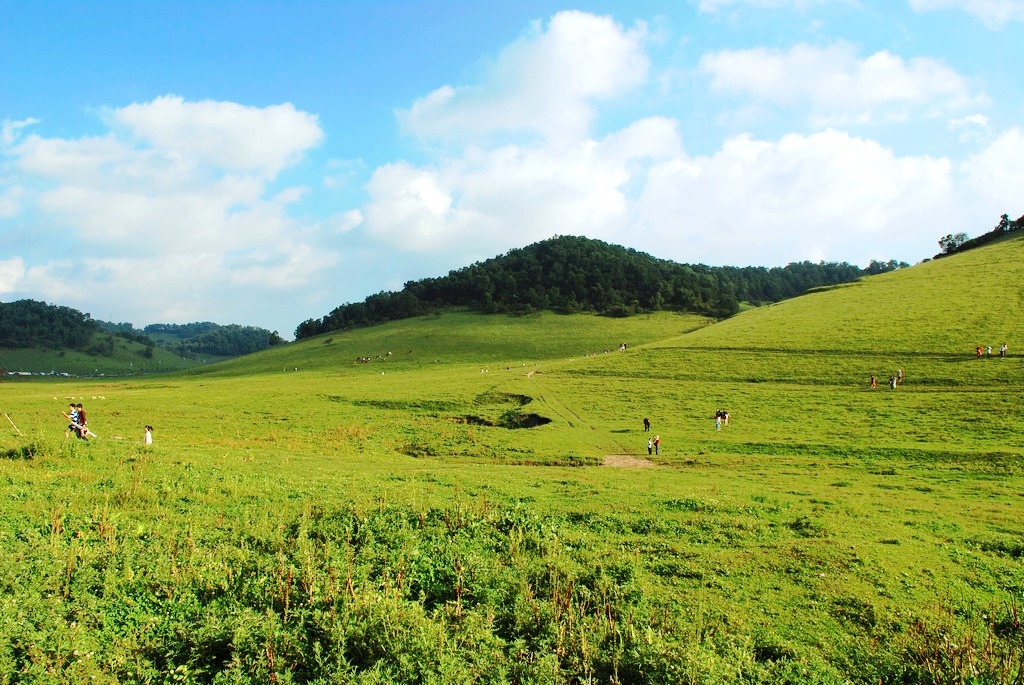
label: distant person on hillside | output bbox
[715,414,722,431]
[896,369,903,385]
[977,346,984,359]
[889,376,897,390]
[987,346,992,358]
[654,435,660,455]
[647,437,653,455]
[143,425,153,447]
[869,375,876,389]
[1000,343,1008,358]
[643,417,650,432]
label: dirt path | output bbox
[603,454,657,468]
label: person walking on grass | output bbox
[643,417,650,432]
[143,425,153,447]
[654,435,660,455]
[75,403,89,439]
[63,403,79,438]
[647,437,653,455]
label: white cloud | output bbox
[960,127,1024,211]
[0,257,25,294]
[111,95,323,178]
[361,117,684,256]
[4,96,334,329]
[909,0,1024,29]
[699,43,984,122]
[399,10,649,144]
[331,209,364,233]
[1,118,40,148]
[634,129,957,265]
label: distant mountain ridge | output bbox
[296,235,907,339]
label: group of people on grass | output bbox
[643,409,730,455]
[61,404,154,446]
[976,344,1008,359]
[869,369,903,390]
[63,402,92,439]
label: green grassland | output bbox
[0,239,1022,683]
[1,334,203,377]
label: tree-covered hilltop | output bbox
[296,235,908,339]
[0,299,99,350]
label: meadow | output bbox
[0,238,1022,683]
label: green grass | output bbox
[0,335,202,377]
[0,242,1022,683]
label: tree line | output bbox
[142,323,286,357]
[937,213,1024,258]
[0,299,282,359]
[296,236,908,339]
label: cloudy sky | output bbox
[2,1,1022,336]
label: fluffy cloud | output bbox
[0,257,25,294]
[360,113,971,267]
[361,117,682,255]
[909,0,1024,29]
[399,10,649,144]
[3,97,332,328]
[1,118,40,148]
[960,127,1024,209]
[699,43,984,122]
[111,96,323,178]
[635,129,956,265]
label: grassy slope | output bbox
[0,333,202,376]
[0,244,1021,682]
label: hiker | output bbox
[143,425,153,447]
[716,414,722,431]
[75,403,89,439]
[870,375,876,389]
[643,417,650,432]
[654,435,660,455]
[896,369,903,385]
[889,376,897,390]
[647,437,653,455]
[1001,343,1008,358]
[977,346,983,359]
[63,403,80,438]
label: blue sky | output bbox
[2,0,1022,337]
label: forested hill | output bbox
[296,235,907,339]
[0,299,282,358]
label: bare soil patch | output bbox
[603,454,657,468]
